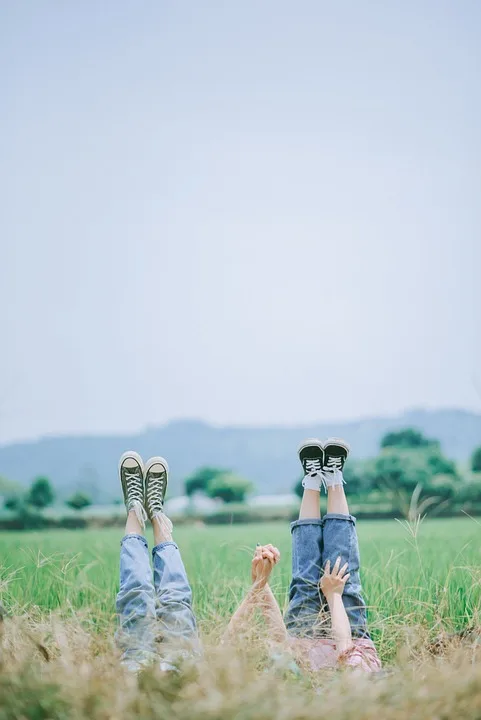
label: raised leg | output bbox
[151,510,199,662]
[321,483,370,639]
[284,444,326,638]
[115,514,157,671]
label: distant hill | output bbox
[0,409,479,502]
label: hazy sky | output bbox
[1,1,480,444]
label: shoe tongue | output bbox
[148,464,166,478]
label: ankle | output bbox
[152,512,174,544]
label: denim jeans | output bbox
[115,534,199,671]
[284,514,370,639]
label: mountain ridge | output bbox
[0,408,479,501]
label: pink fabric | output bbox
[288,636,381,673]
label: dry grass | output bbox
[1,518,481,718]
[1,612,481,720]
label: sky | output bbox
[1,1,480,445]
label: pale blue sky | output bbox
[1,1,480,444]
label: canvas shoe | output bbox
[119,451,147,528]
[144,456,173,535]
[322,437,350,489]
[298,438,325,491]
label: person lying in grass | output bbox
[115,451,200,672]
[224,438,381,673]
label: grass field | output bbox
[1,517,481,718]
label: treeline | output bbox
[1,427,480,529]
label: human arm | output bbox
[320,556,353,656]
[259,579,288,644]
[223,545,286,644]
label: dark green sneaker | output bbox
[118,451,147,528]
[144,456,170,522]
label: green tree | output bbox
[66,492,92,511]
[471,446,481,473]
[27,476,55,509]
[4,495,22,511]
[426,450,457,476]
[206,473,253,503]
[381,428,435,450]
[459,476,481,505]
[370,447,456,518]
[185,467,226,496]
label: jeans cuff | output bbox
[290,518,323,532]
[152,541,179,554]
[321,513,356,525]
[120,533,148,548]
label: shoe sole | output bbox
[297,438,324,456]
[118,451,144,506]
[144,456,169,515]
[324,437,351,457]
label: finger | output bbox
[262,551,275,563]
[324,559,331,574]
[265,546,279,563]
[338,562,349,578]
[333,556,341,574]
[343,573,350,584]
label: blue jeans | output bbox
[284,514,370,639]
[116,534,199,670]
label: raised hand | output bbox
[251,544,281,588]
[320,556,350,598]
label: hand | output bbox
[251,544,280,588]
[320,557,350,599]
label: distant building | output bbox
[247,494,298,507]
[164,493,221,516]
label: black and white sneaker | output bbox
[119,451,147,528]
[298,439,325,491]
[322,437,350,488]
[144,456,173,534]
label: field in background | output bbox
[1,517,481,719]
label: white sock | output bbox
[302,473,322,492]
[321,469,345,490]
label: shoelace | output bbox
[146,474,166,515]
[324,456,343,471]
[152,511,173,538]
[125,471,147,526]
[305,458,323,474]
[125,471,143,500]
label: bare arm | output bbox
[320,557,353,657]
[223,545,286,644]
[259,584,288,644]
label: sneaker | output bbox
[298,439,325,491]
[119,451,147,527]
[144,456,170,522]
[322,437,350,488]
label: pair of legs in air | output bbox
[285,437,370,640]
[115,453,198,672]
[116,439,379,672]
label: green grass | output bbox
[1,517,480,662]
[1,518,481,719]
